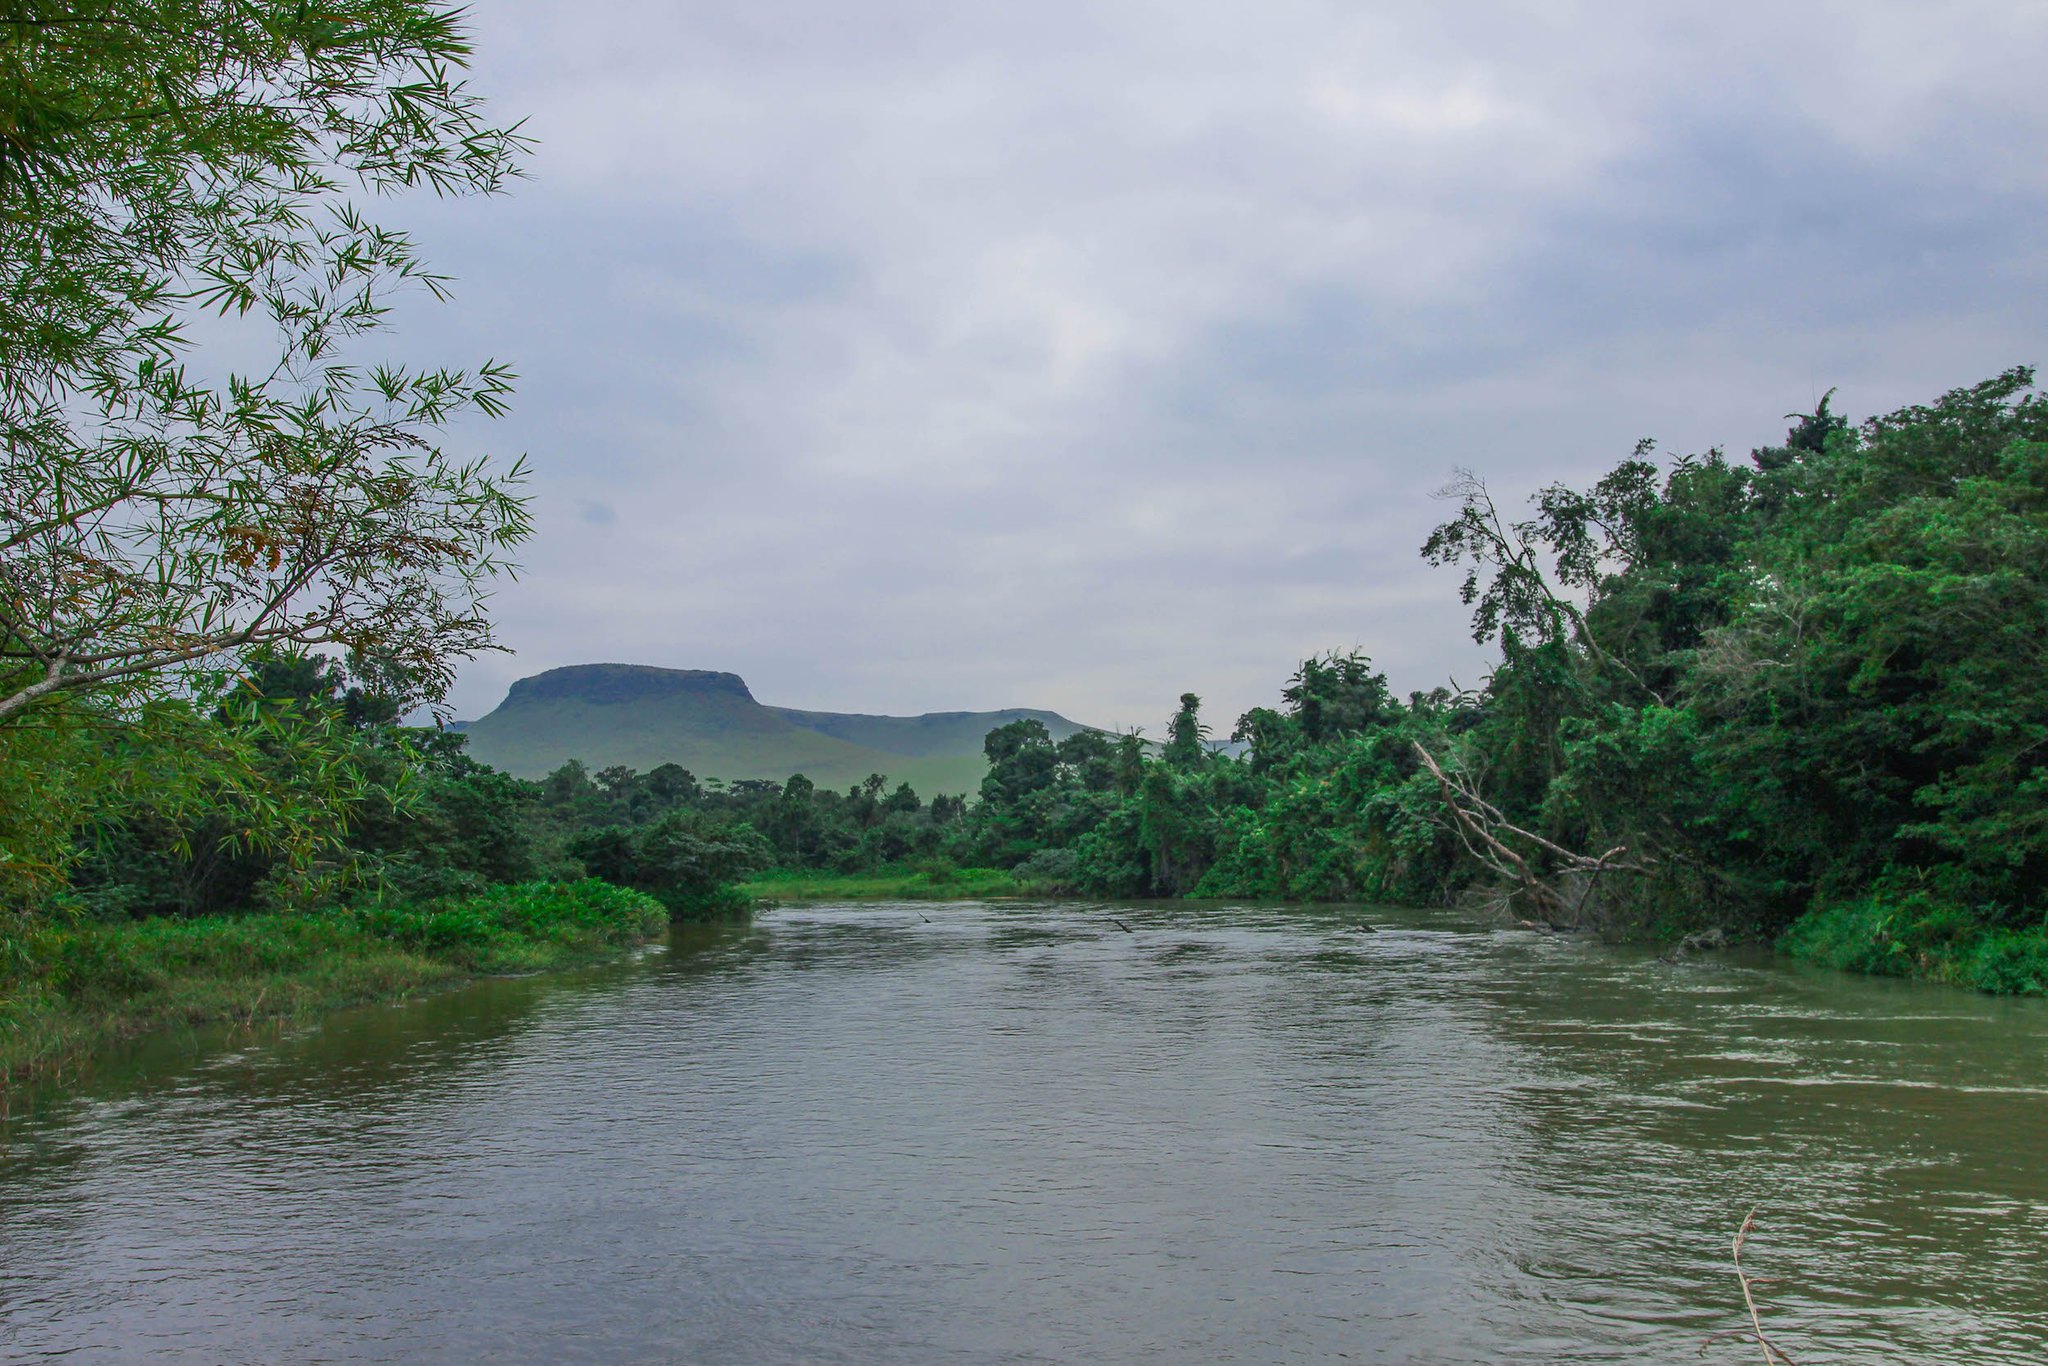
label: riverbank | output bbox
[737,864,1037,902]
[1779,894,2048,995]
[0,880,668,1089]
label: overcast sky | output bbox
[399,1,2047,731]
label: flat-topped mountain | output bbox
[458,663,1089,795]
[502,664,757,708]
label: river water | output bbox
[3,900,2045,1363]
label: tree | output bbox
[1055,729,1117,793]
[644,763,702,808]
[0,2,531,723]
[567,812,768,918]
[1113,729,1146,796]
[981,719,1058,806]
[1751,389,1849,472]
[772,774,820,863]
[1422,470,1588,653]
[1163,693,1209,769]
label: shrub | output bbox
[663,883,755,922]
[915,856,959,885]
[1013,848,1082,893]
[1781,885,2048,995]
[1968,930,2048,996]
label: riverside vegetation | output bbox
[734,372,2048,1001]
[5,5,2048,1088]
[126,365,2036,999]
[0,0,613,1083]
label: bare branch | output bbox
[1699,1207,1799,1366]
[1413,740,1655,928]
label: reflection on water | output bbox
[2,902,2044,1363]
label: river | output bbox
[2,900,2045,1363]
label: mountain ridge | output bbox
[457,663,1091,795]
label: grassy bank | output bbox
[737,864,1037,903]
[1779,893,2048,995]
[0,880,669,1088]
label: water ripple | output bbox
[2,900,2045,1363]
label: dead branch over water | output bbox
[1412,741,1654,929]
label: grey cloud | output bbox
[391,1,2048,731]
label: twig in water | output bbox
[236,985,270,1030]
[1699,1205,1798,1365]
[1109,917,1133,933]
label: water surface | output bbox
[3,900,2045,1362]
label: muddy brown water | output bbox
[3,900,2045,1362]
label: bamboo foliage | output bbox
[0,1,532,723]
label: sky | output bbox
[396,1,2048,731]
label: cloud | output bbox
[385,0,2048,729]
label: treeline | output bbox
[20,369,2048,1002]
[545,660,1461,906]
[37,651,759,924]
[2,654,692,1083]
[667,369,2048,994]
[27,642,1452,923]
[1402,368,2048,993]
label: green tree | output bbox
[644,763,703,809]
[1055,729,1118,793]
[772,774,821,863]
[1163,693,1209,770]
[980,719,1059,806]
[567,812,767,919]
[1,1,530,723]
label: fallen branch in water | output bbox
[1700,1206,1797,1365]
[1412,741,1654,929]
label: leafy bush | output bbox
[1013,848,1082,892]
[662,884,757,921]
[1968,931,2048,996]
[915,856,959,885]
[354,880,668,962]
[1781,887,2048,995]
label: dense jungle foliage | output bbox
[9,370,2048,1008]
[606,367,2041,999]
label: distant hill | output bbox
[456,663,1091,796]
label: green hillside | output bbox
[457,664,1092,796]
[766,706,1085,756]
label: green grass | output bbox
[1778,892,2048,995]
[0,880,668,1089]
[736,864,1035,902]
